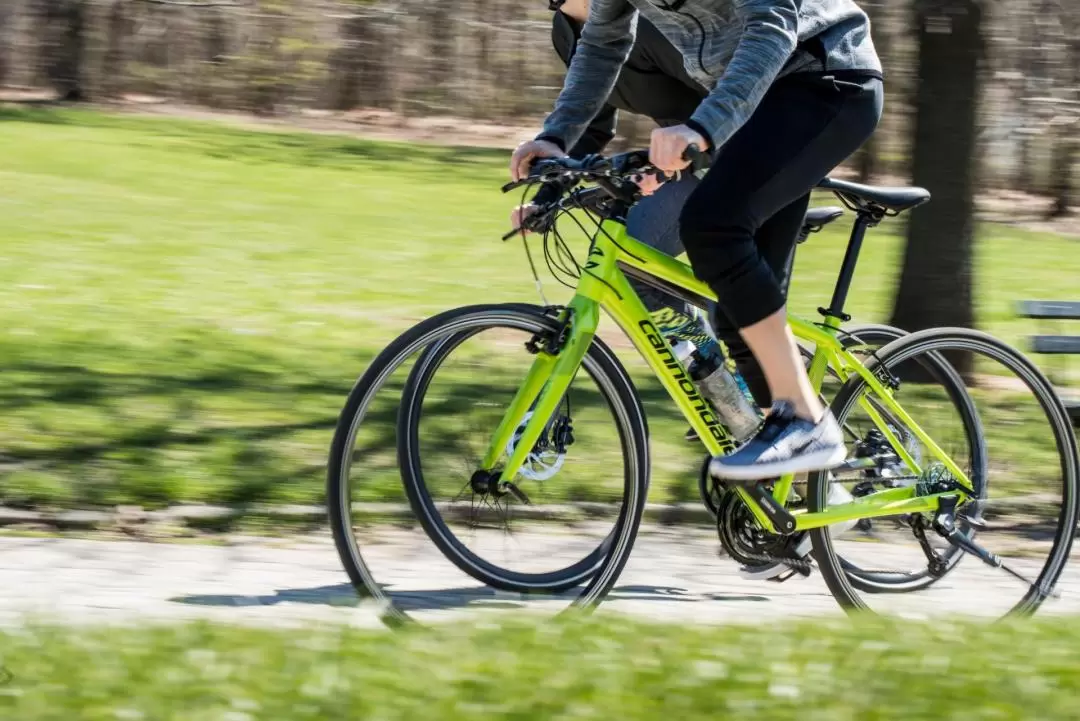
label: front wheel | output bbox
[810,327,1078,619]
[327,303,649,618]
[395,304,649,596]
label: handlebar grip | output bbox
[683,144,711,173]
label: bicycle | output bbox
[329,148,1078,622]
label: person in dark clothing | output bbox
[515,0,714,349]
[517,0,817,428]
[511,0,883,482]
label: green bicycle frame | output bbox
[481,219,975,534]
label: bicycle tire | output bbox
[395,304,648,594]
[809,327,1079,617]
[327,304,648,608]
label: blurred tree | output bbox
[1011,0,1037,193]
[425,2,455,96]
[329,11,371,110]
[328,1,392,111]
[1048,5,1078,218]
[101,0,131,97]
[890,0,985,372]
[37,0,87,101]
[0,1,12,87]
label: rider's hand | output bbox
[633,172,664,196]
[510,139,567,182]
[510,203,541,234]
[649,125,708,173]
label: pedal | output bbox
[766,563,812,582]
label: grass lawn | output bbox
[2,615,1080,719]
[0,105,1076,511]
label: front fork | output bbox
[479,297,599,483]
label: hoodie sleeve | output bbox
[537,0,638,152]
[686,0,798,151]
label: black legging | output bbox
[680,72,883,407]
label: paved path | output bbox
[3,524,1079,628]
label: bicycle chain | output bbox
[733,548,936,579]
[725,475,935,579]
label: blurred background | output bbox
[2,2,1080,711]
[0,0,1077,530]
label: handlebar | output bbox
[500,145,710,239]
[501,144,710,194]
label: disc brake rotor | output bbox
[506,410,569,481]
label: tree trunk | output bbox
[38,0,87,101]
[0,1,12,87]
[330,13,368,111]
[101,0,130,98]
[426,2,454,95]
[890,0,984,375]
[1048,36,1079,218]
[857,0,888,182]
[1011,4,1037,192]
[471,0,494,115]
[203,8,228,64]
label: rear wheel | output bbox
[810,328,1078,619]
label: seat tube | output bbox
[822,212,873,321]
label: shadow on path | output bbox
[169,582,771,612]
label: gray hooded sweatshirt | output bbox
[539,0,882,153]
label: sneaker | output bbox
[709,401,846,481]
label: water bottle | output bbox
[651,307,715,352]
[688,348,762,442]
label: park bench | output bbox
[1017,300,1080,427]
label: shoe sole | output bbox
[709,445,847,481]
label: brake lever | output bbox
[501,178,532,193]
[501,205,558,241]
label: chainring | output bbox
[715,488,795,567]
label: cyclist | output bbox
[522,0,844,445]
[516,0,719,388]
[511,0,882,483]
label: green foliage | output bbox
[2,616,1080,719]
[0,107,1074,511]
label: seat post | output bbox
[820,209,880,322]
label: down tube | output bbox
[600,270,739,459]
